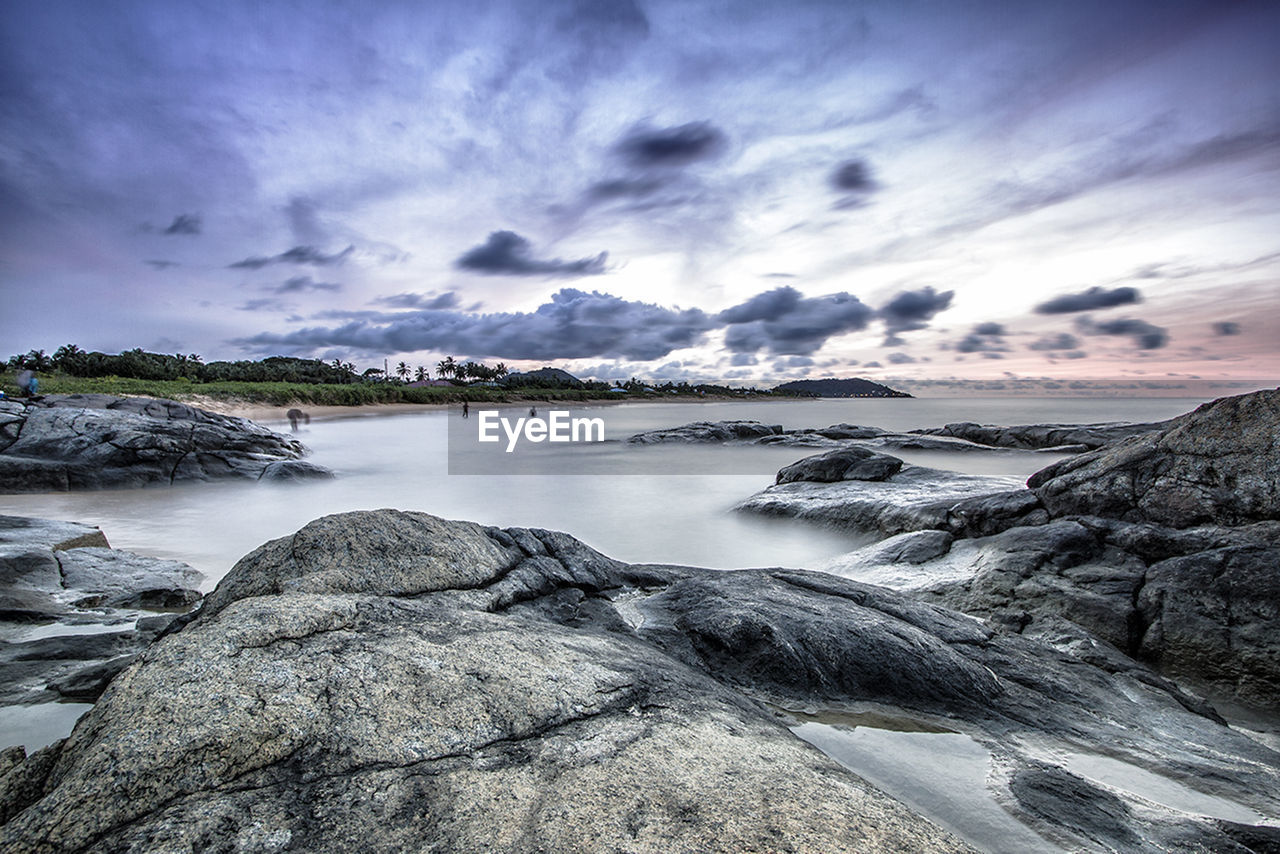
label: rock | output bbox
[0,516,204,705]
[45,654,138,702]
[626,420,784,444]
[1029,389,1280,528]
[0,395,333,492]
[4,510,1278,852]
[775,447,904,484]
[736,464,1024,537]
[1137,545,1280,707]
[914,420,1169,450]
[258,459,336,481]
[946,488,1049,537]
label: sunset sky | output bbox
[2,0,1277,387]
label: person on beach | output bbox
[529,405,537,418]
[286,408,310,432]
[462,401,469,419]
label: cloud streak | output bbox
[1035,286,1140,314]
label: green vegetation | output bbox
[3,345,798,407]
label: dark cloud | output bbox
[729,353,758,367]
[718,286,874,356]
[455,231,607,277]
[1213,321,1241,336]
[614,121,727,169]
[163,214,201,235]
[1028,332,1081,351]
[1061,350,1088,359]
[955,323,1009,354]
[229,245,354,270]
[270,275,342,294]
[878,286,955,337]
[831,159,876,193]
[373,292,460,310]
[1075,315,1169,349]
[887,352,916,364]
[1035,286,1140,314]
[236,288,715,361]
[863,361,882,368]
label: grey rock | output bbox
[0,516,204,704]
[0,395,333,492]
[946,488,1049,537]
[776,447,904,484]
[627,420,784,444]
[915,420,1169,450]
[4,510,1279,852]
[1029,389,1280,528]
[736,464,1024,537]
[259,459,336,481]
[45,654,137,702]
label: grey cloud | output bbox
[1075,315,1169,349]
[729,353,758,367]
[887,352,915,364]
[1062,350,1088,359]
[237,297,292,312]
[878,286,954,337]
[718,286,874,356]
[236,288,715,361]
[831,159,877,195]
[1213,321,1241,336]
[586,177,668,201]
[955,324,1009,354]
[286,197,325,244]
[1028,332,1081,351]
[229,245,354,270]
[373,292,460,310]
[145,260,179,270]
[271,275,342,294]
[455,231,607,277]
[863,361,882,368]
[615,121,727,169]
[1035,286,1140,314]
[163,214,201,235]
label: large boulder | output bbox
[775,447,903,484]
[914,420,1169,451]
[0,395,331,492]
[627,420,783,443]
[2,511,1277,852]
[1029,389,1280,528]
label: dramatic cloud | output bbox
[1075,315,1169,349]
[237,288,715,361]
[163,214,201,236]
[455,231,607,277]
[1028,332,1081,351]
[1035,286,1140,315]
[877,287,954,338]
[614,121,727,169]
[1213,321,1242,336]
[718,286,874,355]
[229,245,354,270]
[270,275,341,294]
[373,292,460,310]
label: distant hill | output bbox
[773,377,912,398]
[501,367,585,389]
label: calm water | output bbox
[0,397,1202,587]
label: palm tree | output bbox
[436,356,457,379]
[396,361,410,382]
[494,362,508,378]
[414,366,428,382]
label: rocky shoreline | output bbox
[1,390,1277,851]
[0,394,332,492]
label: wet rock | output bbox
[3,510,1278,852]
[259,459,336,482]
[626,420,784,443]
[915,420,1168,451]
[1029,389,1280,528]
[736,464,1023,537]
[775,447,904,484]
[0,395,332,492]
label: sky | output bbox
[2,0,1278,389]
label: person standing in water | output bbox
[462,401,469,419]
